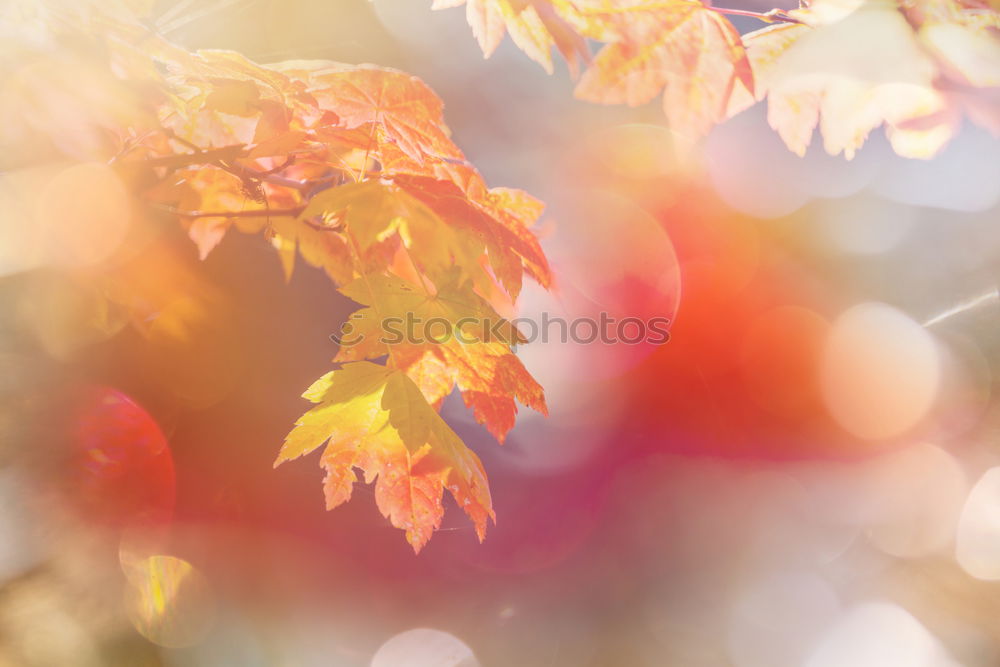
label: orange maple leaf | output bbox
[12,2,552,552]
[281,62,463,162]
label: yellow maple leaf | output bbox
[335,272,524,360]
[299,179,492,291]
[277,362,494,552]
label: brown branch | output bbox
[217,159,316,192]
[137,130,354,196]
[302,218,344,232]
[257,155,296,175]
[143,145,249,169]
[151,203,304,218]
[153,203,342,234]
[707,5,803,24]
[142,149,342,192]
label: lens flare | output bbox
[35,162,130,267]
[804,602,956,667]
[69,386,175,528]
[956,467,1000,581]
[371,628,478,667]
[820,303,941,441]
[122,554,215,648]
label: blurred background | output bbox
[2,0,1000,665]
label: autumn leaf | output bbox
[574,0,753,142]
[436,0,1000,158]
[736,0,1000,158]
[267,215,359,284]
[149,167,253,260]
[277,362,494,552]
[299,179,493,291]
[5,2,552,551]
[276,62,464,162]
[437,0,755,142]
[376,147,551,298]
[434,0,591,74]
[725,22,810,144]
[741,0,948,158]
[275,362,394,464]
[908,0,1000,141]
[332,268,546,443]
[437,339,548,442]
[203,79,261,116]
[337,273,524,353]
[392,174,551,296]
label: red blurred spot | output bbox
[69,386,175,527]
[549,191,681,378]
[623,196,853,460]
[739,306,830,420]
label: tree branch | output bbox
[217,159,318,192]
[145,132,347,192]
[707,5,803,24]
[151,203,305,218]
[143,145,249,169]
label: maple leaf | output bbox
[392,174,551,296]
[299,179,493,291]
[332,270,547,443]
[435,0,999,158]
[16,2,551,552]
[436,0,755,143]
[903,0,1000,146]
[276,362,494,552]
[740,0,946,158]
[337,273,523,353]
[725,22,810,144]
[266,215,360,284]
[438,339,548,442]
[376,145,551,299]
[203,79,262,116]
[434,0,591,74]
[737,0,1000,159]
[148,167,255,259]
[276,61,464,162]
[574,0,753,142]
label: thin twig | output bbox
[155,132,347,192]
[302,218,344,232]
[143,145,249,169]
[578,2,802,23]
[218,159,318,192]
[142,148,339,191]
[152,203,304,218]
[707,5,803,24]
